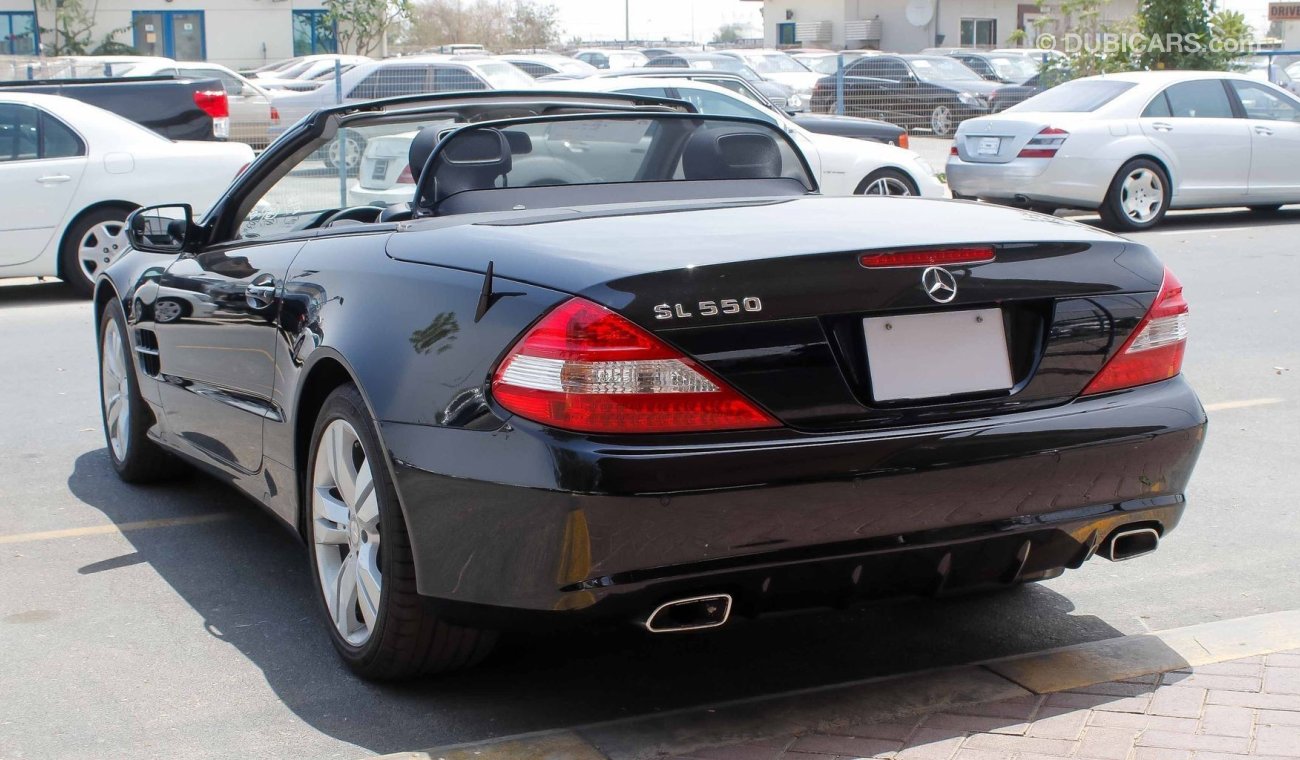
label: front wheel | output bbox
[305,384,496,680]
[929,105,954,137]
[1098,159,1170,231]
[856,168,919,196]
[99,299,183,482]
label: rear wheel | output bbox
[98,299,183,482]
[1099,159,1170,231]
[929,105,954,137]
[61,207,133,298]
[856,168,919,196]
[305,384,496,680]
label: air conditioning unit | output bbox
[794,21,833,43]
[845,19,883,43]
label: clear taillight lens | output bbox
[1018,126,1068,159]
[492,298,777,434]
[1082,267,1188,396]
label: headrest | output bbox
[427,127,514,211]
[682,129,782,181]
[407,126,441,184]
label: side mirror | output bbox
[126,204,195,254]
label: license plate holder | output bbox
[371,158,390,181]
[977,136,1001,156]
[863,308,1013,402]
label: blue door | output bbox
[132,11,206,61]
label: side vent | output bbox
[135,329,160,377]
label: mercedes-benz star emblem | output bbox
[921,266,958,304]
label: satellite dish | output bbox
[906,0,935,27]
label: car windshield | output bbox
[1010,79,1135,112]
[474,61,537,89]
[909,57,984,83]
[989,56,1039,82]
[798,53,866,74]
[740,53,810,74]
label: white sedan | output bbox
[0,92,253,295]
[947,71,1300,230]
[348,78,947,206]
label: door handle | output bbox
[244,275,277,307]
[36,174,71,183]
[1151,122,1173,132]
[1255,125,1274,136]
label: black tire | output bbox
[98,299,184,483]
[855,168,919,196]
[60,206,133,298]
[1249,204,1283,214]
[304,384,496,680]
[1098,158,1170,232]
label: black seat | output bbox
[379,126,444,223]
[428,128,513,212]
[682,129,782,181]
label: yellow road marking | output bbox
[0,513,234,546]
[1204,398,1284,412]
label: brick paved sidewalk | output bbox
[670,651,1300,760]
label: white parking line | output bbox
[0,513,234,546]
[1203,398,1284,412]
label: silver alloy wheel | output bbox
[78,221,128,285]
[1120,168,1164,223]
[327,135,362,171]
[863,175,915,196]
[153,299,183,324]
[100,319,130,462]
[930,105,952,136]
[312,419,382,646]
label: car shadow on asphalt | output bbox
[1073,207,1300,231]
[0,280,80,307]
[68,448,1131,754]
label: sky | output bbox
[549,0,763,44]
[542,0,1275,45]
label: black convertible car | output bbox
[95,91,1206,680]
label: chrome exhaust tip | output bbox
[644,594,733,633]
[1106,527,1160,562]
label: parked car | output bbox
[572,48,649,70]
[95,89,1204,681]
[792,51,874,75]
[269,55,536,170]
[1232,55,1300,95]
[1,74,230,143]
[988,67,1073,112]
[0,92,252,296]
[107,59,280,149]
[947,71,1300,229]
[498,54,597,78]
[587,68,909,147]
[942,51,1039,84]
[644,52,797,109]
[811,54,1000,136]
[990,48,1070,67]
[248,54,370,82]
[715,49,822,111]
[253,55,373,92]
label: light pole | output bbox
[625,0,630,44]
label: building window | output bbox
[132,11,206,60]
[294,10,337,56]
[777,22,797,46]
[960,18,997,47]
[1,12,38,56]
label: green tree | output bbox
[38,0,133,56]
[1209,8,1253,65]
[1137,0,1215,69]
[1031,0,1140,78]
[324,0,413,56]
[506,0,561,51]
[712,22,745,44]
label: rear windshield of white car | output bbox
[474,62,536,89]
[1010,79,1136,112]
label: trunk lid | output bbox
[388,196,1163,430]
[953,115,1059,164]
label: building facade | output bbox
[744,0,1137,54]
[0,0,338,70]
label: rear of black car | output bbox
[384,197,1205,632]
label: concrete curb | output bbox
[377,609,1300,760]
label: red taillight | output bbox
[898,132,909,150]
[396,164,415,184]
[193,89,229,119]
[270,106,281,125]
[491,298,777,434]
[860,246,995,269]
[1082,267,1188,396]
[1017,126,1068,159]
[949,145,958,156]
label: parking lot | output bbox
[1,207,1297,759]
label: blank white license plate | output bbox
[371,159,390,181]
[977,136,1001,155]
[863,308,1013,402]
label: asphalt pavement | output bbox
[0,207,1297,759]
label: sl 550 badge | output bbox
[654,297,763,320]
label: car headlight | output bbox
[957,92,988,107]
[787,92,804,110]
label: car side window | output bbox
[512,61,552,77]
[1142,93,1173,118]
[879,60,911,81]
[349,66,431,99]
[1229,80,1300,122]
[847,58,888,77]
[0,103,39,161]
[40,112,84,158]
[181,68,243,95]
[1162,80,1234,118]
[434,66,486,92]
[673,87,777,124]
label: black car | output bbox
[95,90,1205,680]
[988,68,1074,112]
[643,52,797,109]
[1,75,229,142]
[942,51,1040,84]
[811,54,1002,136]
[588,69,909,146]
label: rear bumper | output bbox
[384,377,1206,627]
[947,154,1120,208]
